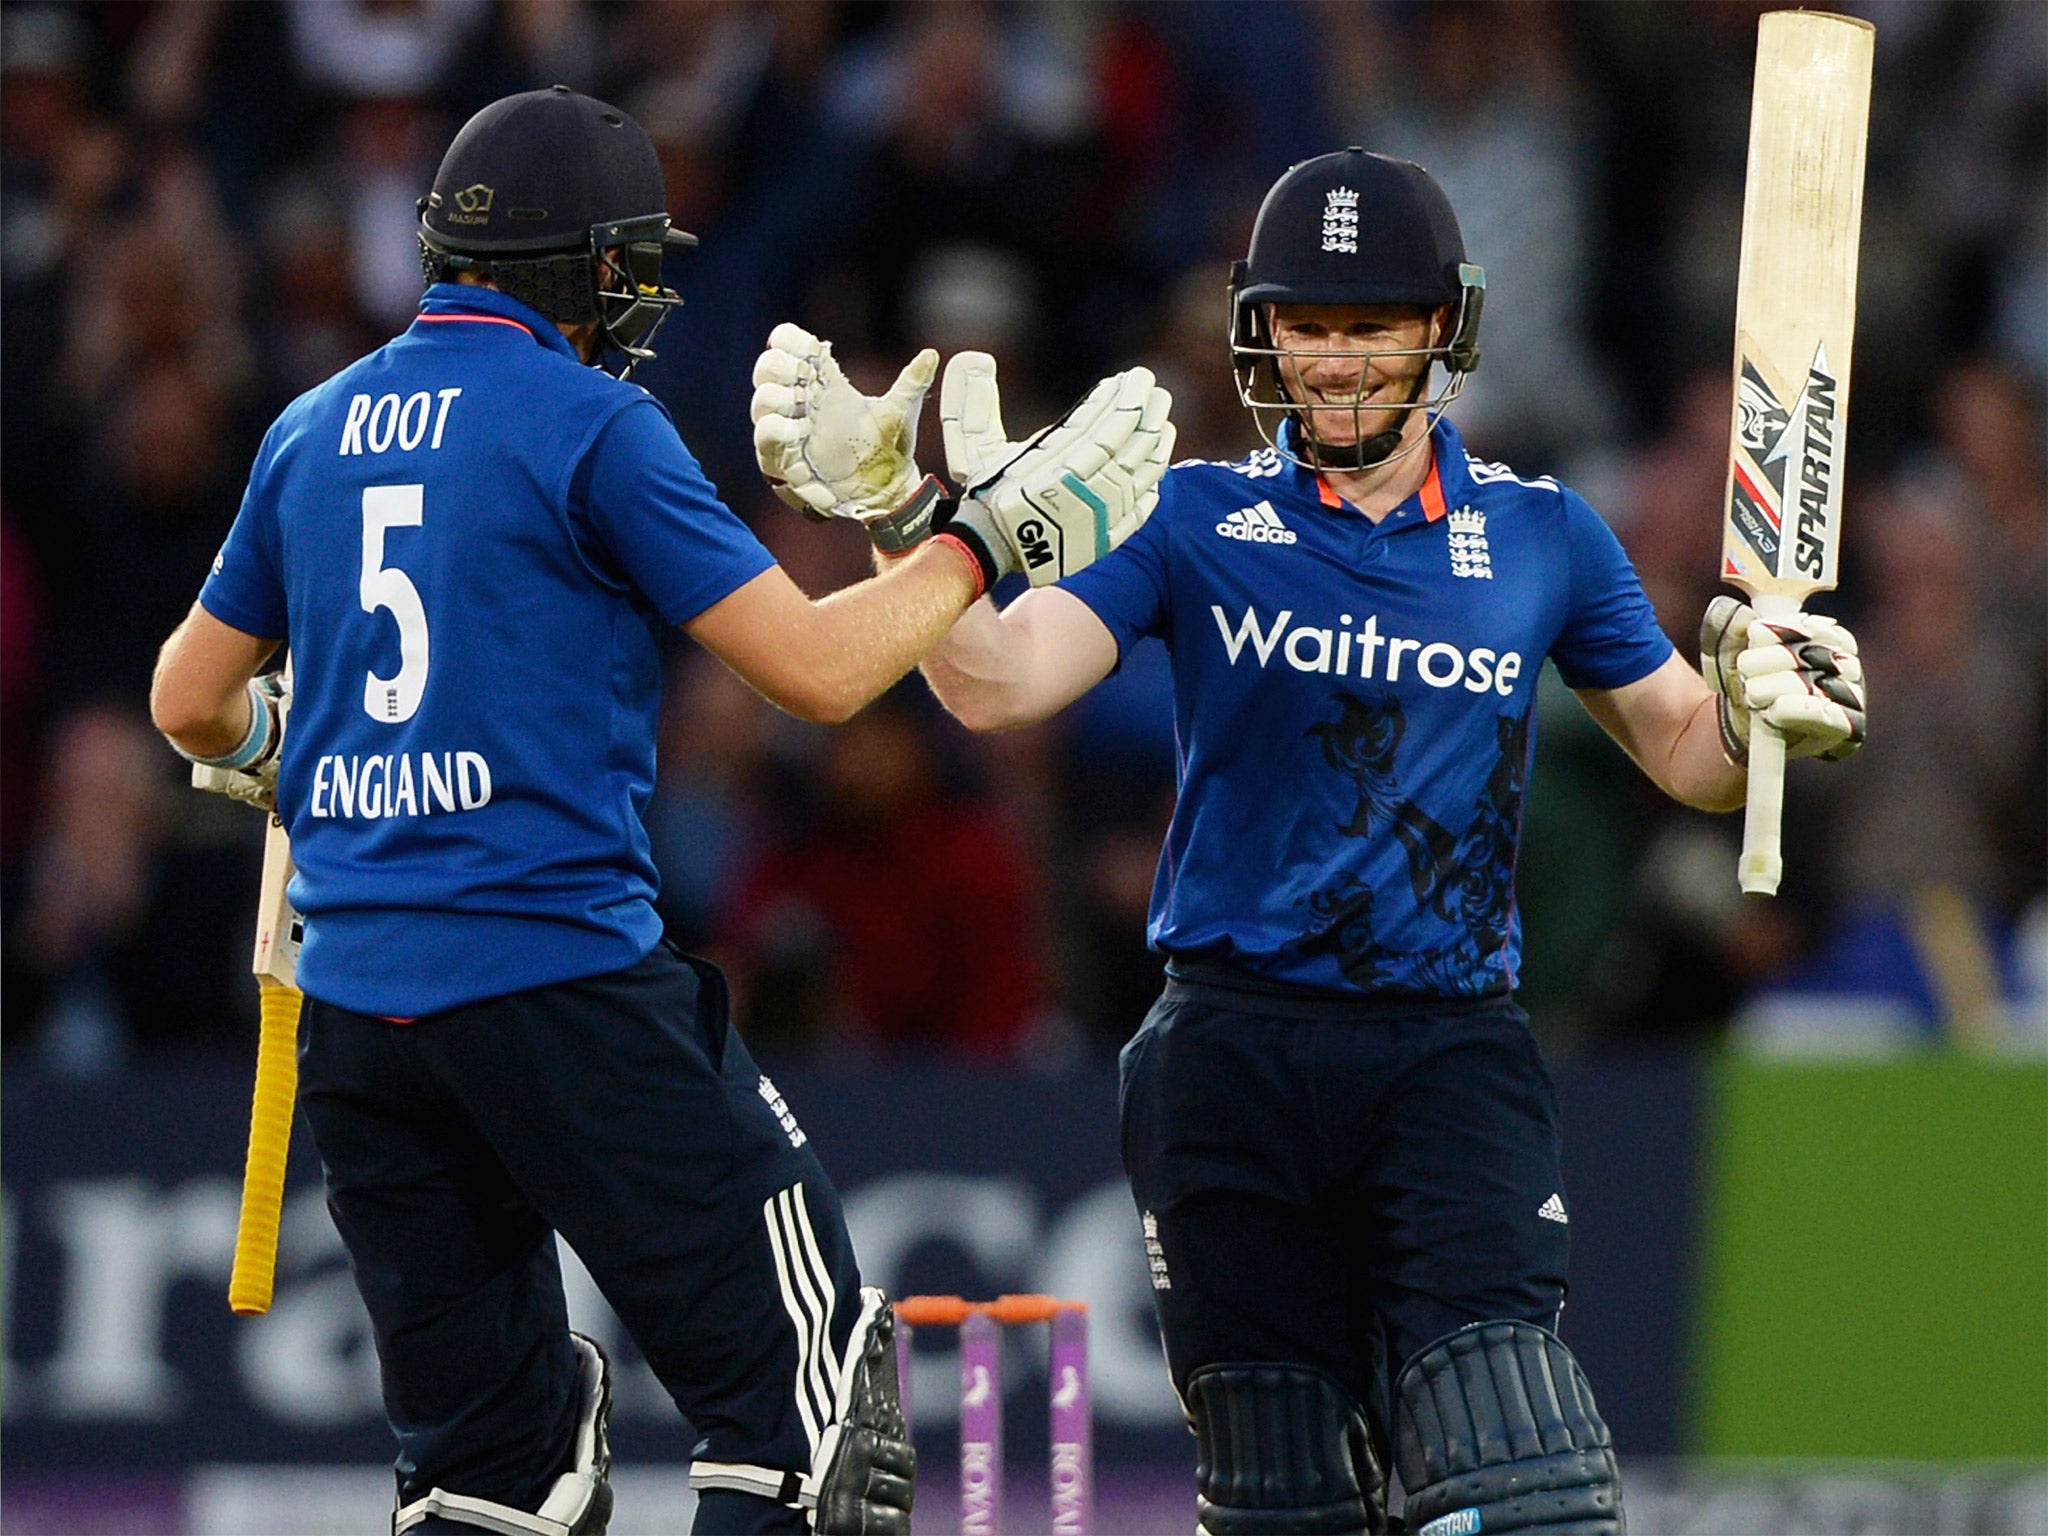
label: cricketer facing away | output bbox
[753,150,1868,1536]
[149,87,1171,1536]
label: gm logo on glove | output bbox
[1013,519,1054,571]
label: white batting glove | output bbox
[938,352,1174,590]
[1701,596,1866,764]
[751,323,942,546]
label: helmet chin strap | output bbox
[1301,418,1407,471]
[1293,367,1431,471]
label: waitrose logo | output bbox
[1210,604,1524,696]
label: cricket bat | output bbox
[198,661,305,1316]
[1719,9,1874,897]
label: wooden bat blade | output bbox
[1723,10,1874,897]
[1722,9,1872,611]
[252,813,303,987]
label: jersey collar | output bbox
[1425,416,1475,511]
[413,283,584,363]
[1285,415,1475,526]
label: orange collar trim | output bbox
[1419,461,1448,522]
[415,312,538,339]
[1315,458,1449,520]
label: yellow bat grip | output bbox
[229,983,303,1316]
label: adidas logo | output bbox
[1447,504,1493,579]
[1537,1193,1569,1225]
[1216,500,1299,545]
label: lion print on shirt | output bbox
[1297,690,1530,992]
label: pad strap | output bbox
[687,1461,805,1505]
[393,1489,577,1536]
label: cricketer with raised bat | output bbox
[751,151,1867,1535]
[149,86,1169,1536]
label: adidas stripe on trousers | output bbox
[300,942,859,1534]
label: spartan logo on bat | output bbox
[1727,346,1841,582]
[1790,357,1840,578]
[1736,371,1790,454]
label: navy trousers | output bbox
[298,943,860,1534]
[1118,964,1572,1461]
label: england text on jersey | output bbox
[309,750,494,819]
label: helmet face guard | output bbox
[1228,267,1485,471]
[592,214,693,368]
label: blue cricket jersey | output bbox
[1060,418,1672,997]
[200,285,775,1016]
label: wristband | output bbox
[175,677,279,771]
[929,533,990,600]
[865,475,951,554]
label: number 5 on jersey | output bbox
[362,484,429,722]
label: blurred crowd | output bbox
[3,0,2042,1071]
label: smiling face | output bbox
[1267,301,1443,449]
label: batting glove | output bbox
[938,352,1174,590]
[1701,595,1866,764]
[750,323,944,551]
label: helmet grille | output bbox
[418,237,600,326]
[493,253,600,325]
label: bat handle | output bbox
[1739,720,1788,897]
[229,983,303,1316]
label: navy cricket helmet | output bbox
[1228,148,1485,468]
[418,85,698,374]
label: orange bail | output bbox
[895,1294,1089,1327]
[986,1294,1086,1324]
[894,1295,973,1327]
